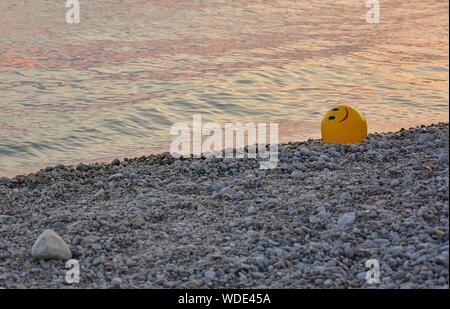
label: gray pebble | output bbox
[337,212,356,229]
[204,271,216,282]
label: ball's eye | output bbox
[328,116,336,120]
[332,108,339,111]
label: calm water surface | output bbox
[0,0,448,176]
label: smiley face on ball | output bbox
[321,105,368,144]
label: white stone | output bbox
[31,229,72,260]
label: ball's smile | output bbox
[339,108,349,122]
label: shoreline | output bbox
[2,117,449,179]
[0,123,448,288]
[1,121,449,180]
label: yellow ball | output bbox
[321,105,368,144]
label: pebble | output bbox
[251,272,266,279]
[356,272,366,281]
[247,206,257,215]
[343,245,354,258]
[438,153,449,164]
[108,173,124,182]
[417,134,431,144]
[204,271,216,282]
[337,212,356,229]
[111,277,122,287]
[31,229,72,260]
[93,188,105,199]
[255,256,268,269]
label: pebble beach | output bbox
[0,123,448,288]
